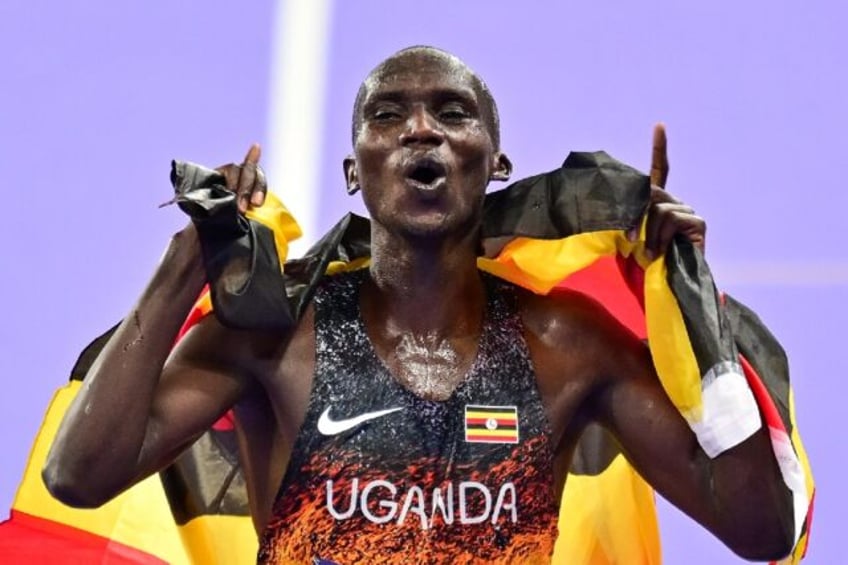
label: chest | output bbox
[259,276,597,479]
[257,293,561,563]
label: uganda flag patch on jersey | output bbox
[464,405,519,444]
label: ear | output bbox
[490,152,512,182]
[343,155,359,195]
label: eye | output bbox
[438,103,471,122]
[374,110,399,120]
[371,104,404,122]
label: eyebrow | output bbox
[363,86,479,111]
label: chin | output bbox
[395,211,480,243]
[397,219,453,239]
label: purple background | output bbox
[1,1,844,562]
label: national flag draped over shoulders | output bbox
[0,152,813,564]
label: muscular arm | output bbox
[43,144,273,508]
[601,124,792,559]
[42,225,252,507]
[588,308,794,560]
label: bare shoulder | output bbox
[516,286,646,370]
[514,286,652,449]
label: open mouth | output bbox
[404,157,447,188]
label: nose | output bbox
[399,106,445,147]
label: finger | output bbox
[656,215,707,257]
[233,144,263,212]
[644,202,682,256]
[645,204,678,260]
[645,204,702,259]
[655,215,686,259]
[215,164,240,192]
[649,184,681,205]
[251,165,268,207]
[630,186,678,242]
[626,186,682,243]
[236,164,257,213]
[644,203,664,259]
[243,143,261,166]
[650,123,669,189]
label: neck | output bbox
[364,226,484,338]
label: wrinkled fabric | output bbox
[175,150,812,563]
[0,152,812,565]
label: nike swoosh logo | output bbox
[317,406,404,436]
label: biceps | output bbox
[594,370,714,524]
[137,358,246,478]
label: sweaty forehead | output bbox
[362,51,481,104]
[352,48,500,147]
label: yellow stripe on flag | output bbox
[14,382,260,564]
[780,389,814,565]
[13,382,192,564]
[466,429,519,438]
[244,190,302,271]
[553,454,660,565]
[177,515,257,565]
[643,255,703,420]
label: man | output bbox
[42,46,797,563]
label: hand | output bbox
[215,144,267,213]
[637,124,706,259]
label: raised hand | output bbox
[215,143,268,213]
[642,124,706,259]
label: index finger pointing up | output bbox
[650,123,669,188]
[244,143,262,166]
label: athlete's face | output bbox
[345,52,511,240]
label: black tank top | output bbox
[258,270,558,564]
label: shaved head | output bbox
[351,46,501,149]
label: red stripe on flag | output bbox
[738,354,787,435]
[212,411,236,431]
[465,417,517,426]
[465,435,517,443]
[740,353,815,562]
[0,510,168,564]
[555,255,647,339]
